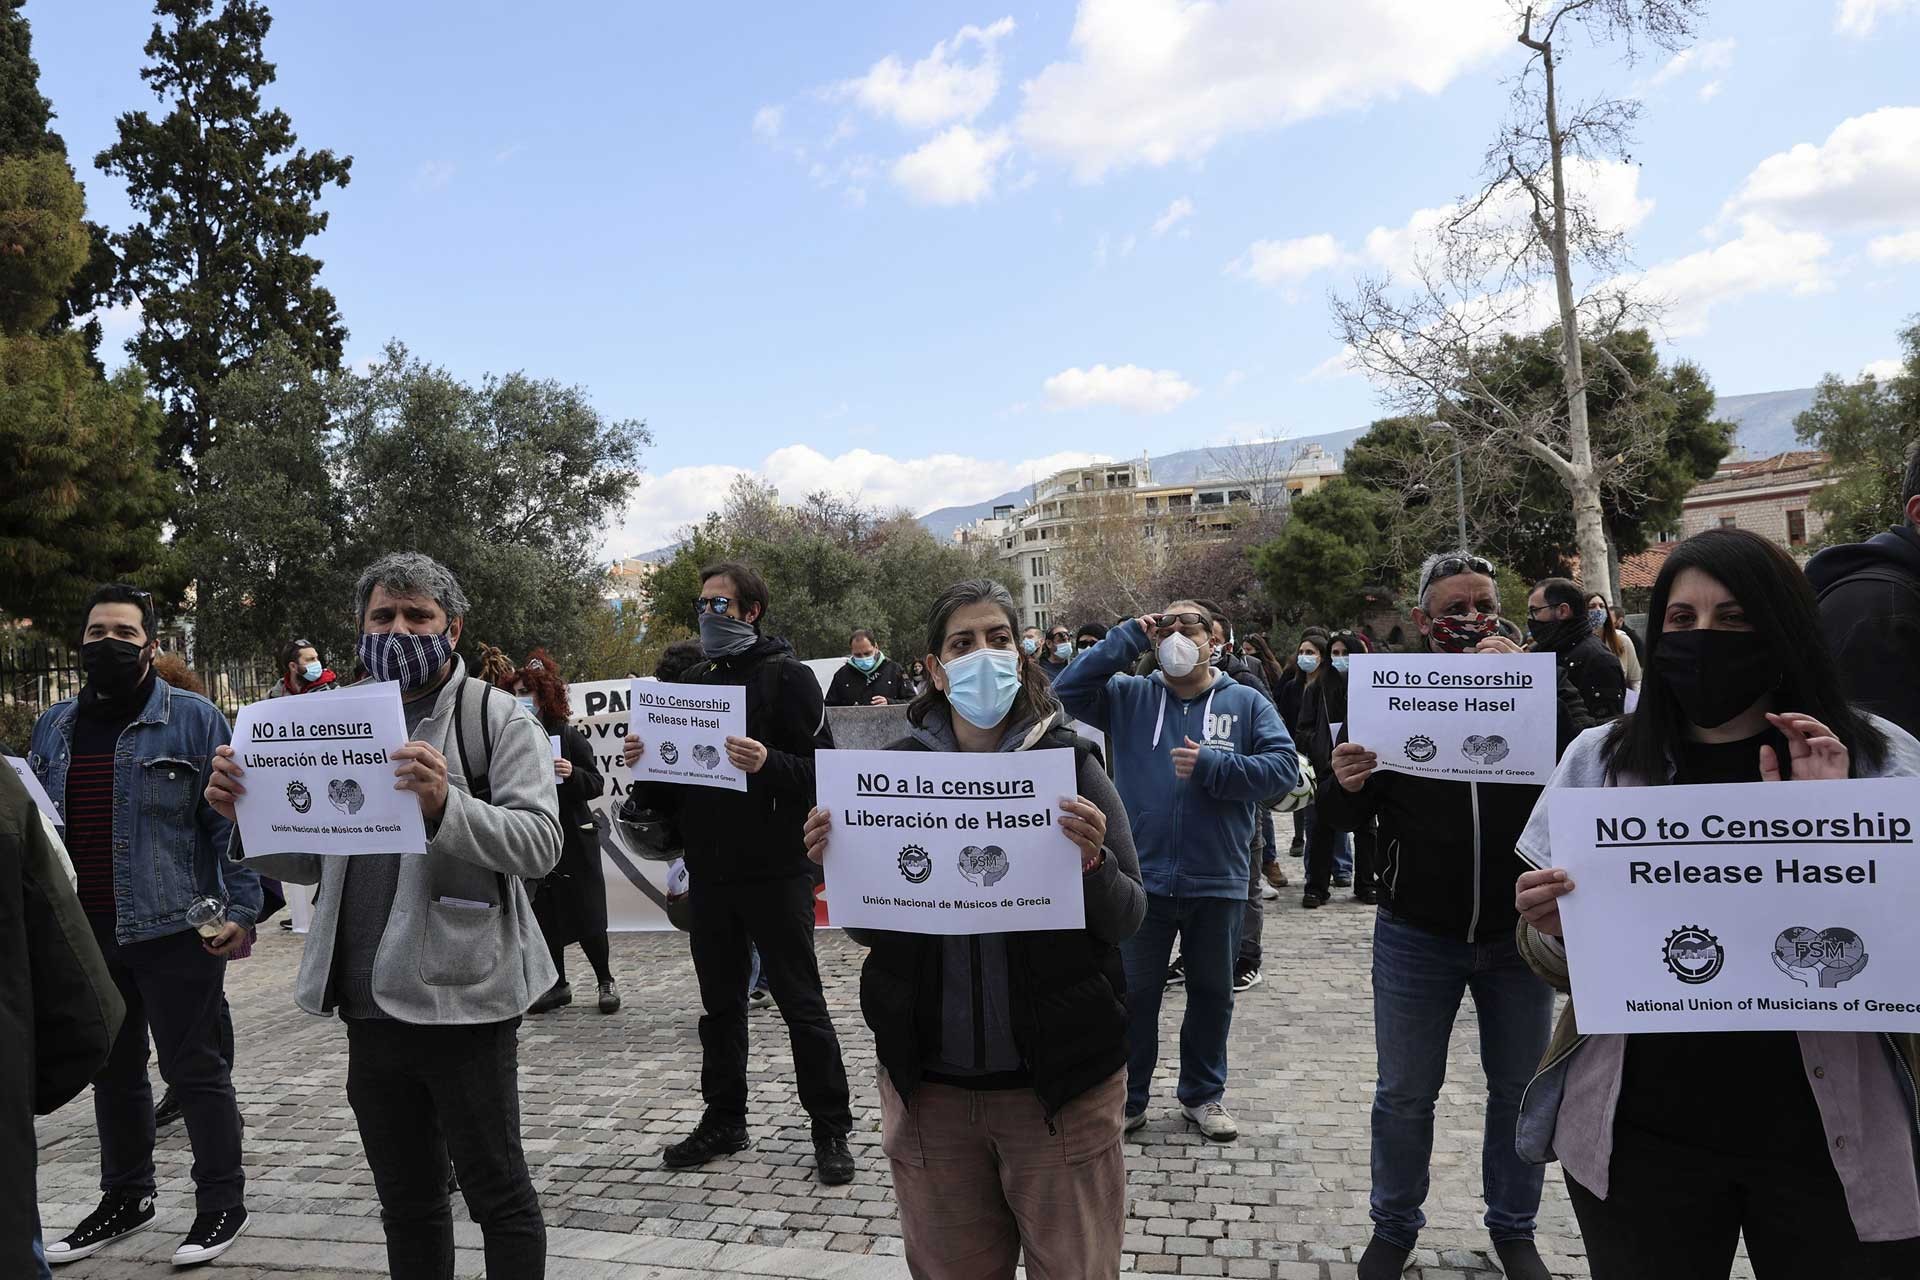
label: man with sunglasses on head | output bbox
[1033,624,1074,684]
[1054,601,1297,1144]
[619,562,855,1185]
[267,637,338,697]
[1318,552,1593,1280]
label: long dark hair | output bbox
[908,579,1058,731]
[1243,633,1286,690]
[1295,632,1332,685]
[1585,589,1623,656]
[1603,528,1888,781]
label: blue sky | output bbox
[26,0,1920,553]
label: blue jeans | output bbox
[1369,908,1553,1249]
[1121,893,1244,1114]
[747,943,763,994]
[1302,804,1352,885]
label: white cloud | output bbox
[891,126,1012,204]
[1723,107,1920,230]
[1698,80,1723,103]
[840,17,1016,130]
[1301,347,1361,382]
[752,105,785,139]
[1647,38,1734,88]
[1042,363,1197,413]
[413,160,456,193]
[1836,0,1919,36]
[1151,196,1195,237]
[1230,233,1350,285]
[1869,228,1920,263]
[1014,0,1510,181]
[1861,357,1907,380]
[607,444,1115,554]
[1624,217,1833,337]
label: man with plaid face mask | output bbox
[1318,551,1595,1280]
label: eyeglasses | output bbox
[1047,632,1070,643]
[693,596,735,616]
[1418,553,1496,601]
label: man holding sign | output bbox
[1513,529,1920,1278]
[1321,551,1594,1280]
[619,561,855,1185]
[208,553,561,1280]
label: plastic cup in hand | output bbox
[186,896,228,940]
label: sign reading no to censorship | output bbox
[1549,777,1920,1033]
[1347,653,1557,784]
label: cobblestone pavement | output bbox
[37,887,1755,1279]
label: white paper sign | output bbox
[1347,653,1558,784]
[549,734,563,759]
[5,755,63,828]
[817,748,1086,935]
[1548,778,1920,1033]
[627,679,747,792]
[230,681,427,856]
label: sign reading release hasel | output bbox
[1346,653,1557,785]
[1548,778,1920,1034]
[626,679,747,793]
[816,748,1086,935]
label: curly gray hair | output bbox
[353,552,471,626]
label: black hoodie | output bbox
[1806,525,1920,739]
[630,635,829,882]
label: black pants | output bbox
[1567,1124,1920,1279]
[89,916,245,1212]
[689,873,852,1133]
[344,1017,544,1280]
[1305,809,1377,897]
[547,932,613,986]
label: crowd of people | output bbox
[10,450,1920,1279]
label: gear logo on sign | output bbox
[286,780,313,814]
[327,778,365,815]
[1662,925,1724,985]
[658,741,679,765]
[1404,735,1438,763]
[898,844,932,884]
[1773,926,1869,988]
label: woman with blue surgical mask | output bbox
[1586,591,1641,691]
[801,579,1144,1280]
[1296,632,1366,907]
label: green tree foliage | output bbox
[97,0,351,475]
[180,342,650,665]
[1253,480,1390,628]
[0,0,54,155]
[1796,317,1920,546]
[647,480,1012,661]
[0,150,88,333]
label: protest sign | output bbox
[569,679,672,931]
[1347,653,1557,784]
[5,755,62,827]
[628,679,747,793]
[817,748,1085,935]
[1548,778,1920,1033]
[230,681,427,857]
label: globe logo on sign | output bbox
[1773,926,1870,988]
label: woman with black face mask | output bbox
[1511,529,1920,1278]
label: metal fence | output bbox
[0,633,281,721]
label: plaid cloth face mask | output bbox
[357,629,453,689]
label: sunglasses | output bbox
[1152,612,1210,633]
[1418,553,1496,600]
[693,596,735,616]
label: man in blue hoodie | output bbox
[1053,602,1298,1143]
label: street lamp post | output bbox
[1426,420,1469,550]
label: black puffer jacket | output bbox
[1808,525,1920,740]
[630,635,828,883]
[1317,666,1594,943]
[825,656,915,707]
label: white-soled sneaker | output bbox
[172,1207,248,1267]
[1180,1101,1239,1143]
[46,1192,155,1264]
[1124,1110,1149,1136]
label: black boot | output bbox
[527,981,572,1015]
[1357,1235,1412,1280]
[661,1117,749,1171]
[1493,1238,1552,1280]
[813,1123,855,1186]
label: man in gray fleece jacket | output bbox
[208,553,561,1280]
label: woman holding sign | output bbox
[802,579,1145,1280]
[1514,528,1920,1277]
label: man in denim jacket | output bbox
[30,584,261,1268]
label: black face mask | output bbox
[1527,614,1589,653]
[81,637,150,700]
[1653,629,1783,729]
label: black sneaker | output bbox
[172,1207,248,1267]
[155,1086,183,1126]
[597,980,622,1014]
[528,980,572,1015]
[1354,888,1380,904]
[1232,958,1262,993]
[662,1118,749,1170]
[1165,956,1186,986]
[813,1126,855,1185]
[1492,1237,1552,1280]
[1332,875,1353,888]
[46,1192,156,1264]
[1357,1235,1413,1280]
[1301,892,1326,909]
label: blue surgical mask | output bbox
[302,661,322,682]
[517,695,537,715]
[1588,608,1607,631]
[850,652,879,673]
[1331,655,1349,674]
[1053,642,1073,662]
[358,630,453,690]
[1021,637,1039,656]
[1296,653,1320,674]
[939,647,1022,729]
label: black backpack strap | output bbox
[449,675,511,901]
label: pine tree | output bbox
[97,0,351,476]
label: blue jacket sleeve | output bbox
[1052,622,1150,731]
[1193,689,1299,803]
[197,707,259,926]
